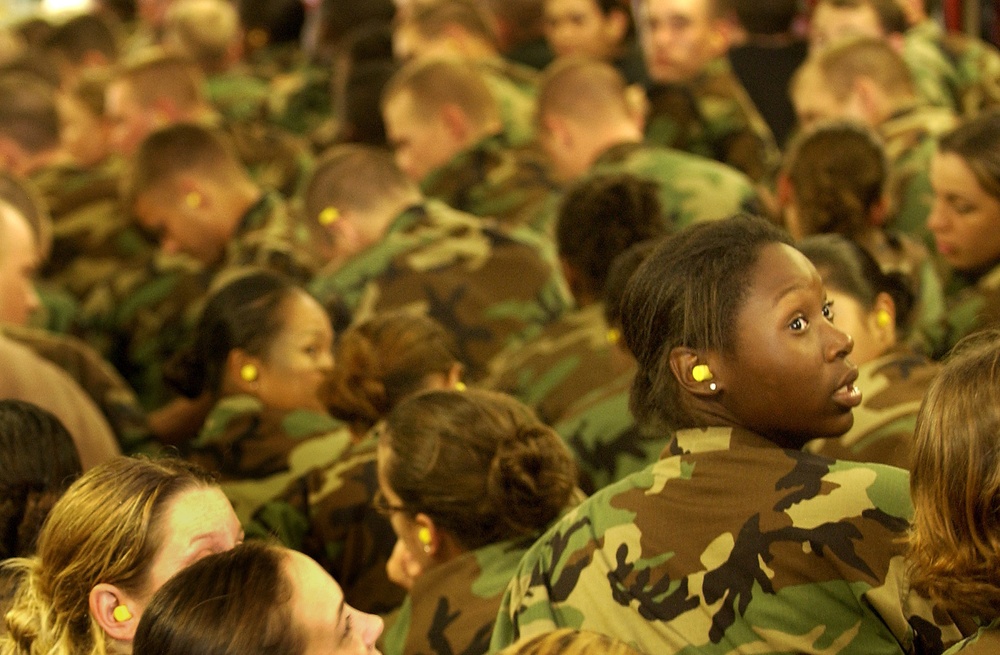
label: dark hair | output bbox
[0,72,60,155]
[556,173,667,302]
[603,238,662,330]
[326,312,460,435]
[785,121,887,239]
[44,13,118,63]
[135,542,301,655]
[621,215,793,431]
[164,271,298,398]
[937,108,1000,202]
[0,401,81,559]
[798,234,915,334]
[382,389,577,550]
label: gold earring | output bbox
[876,310,892,328]
[113,605,132,622]
[240,364,258,382]
[692,364,713,382]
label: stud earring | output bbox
[876,310,892,329]
[709,382,718,392]
[692,364,713,383]
[113,605,132,622]
[240,364,258,383]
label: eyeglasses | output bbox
[372,489,409,517]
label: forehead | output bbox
[546,0,603,15]
[812,2,881,32]
[275,290,329,331]
[157,485,236,539]
[745,243,821,304]
[0,206,36,257]
[643,0,712,20]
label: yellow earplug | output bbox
[692,364,713,383]
[185,192,201,209]
[240,364,258,383]
[113,605,132,622]
[454,381,467,392]
[318,207,340,226]
[417,527,431,545]
[876,310,892,329]
[606,328,621,345]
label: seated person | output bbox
[378,389,578,655]
[491,215,967,653]
[908,330,1000,654]
[541,0,646,85]
[133,542,383,655]
[0,457,242,655]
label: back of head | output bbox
[0,400,81,559]
[3,457,215,655]
[556,173,667,302]
[164,0,241,73]
[44,13,119,65]
[937,109,1000,201]
[621,215,793,431]
[317,0,395,59]
[134,541,298,655]
[537,57,632,126]
[733,0,799,35]
[813,35,915,102]
[0,172,52,262]
[909,330,1000,620]
[305,144,416,221]
[382,56,501,134]
[165,270,298,399]
[326,311,460,435]
[383,389,577,550]
[407,0,500,50]
[784,120,887,239]
[603,238,662,332]
[0,72,60,156]
[114,49,207,114]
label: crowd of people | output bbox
[2,0,1000,653]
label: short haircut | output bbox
[123,123,247,207]
[937,108,1000,201]
[112,49,206,113]
[536,57,632,126]
[405,0,499,47]
[814,0,908,35]
[305,144,416,219]
[808,35,915,101]
[0,72,60,154]
[44,12,118,63]
[164,0,240,72]
[382,56,500,131]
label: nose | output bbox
[825,321,854,362]
[360,611,383,647]
[926,198,947,234]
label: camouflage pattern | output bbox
[915,260,1000,360]
[804,349,939,470]
[419,134,558,232]
[944,620,1000,654]
[187,393,354,525]
[475,56,539,148]
[491,425,968,654]
[904,20,1000,118]
[0,324,157,456]
[264,61,334,139]
[879,103,958,243]
[481,302,625,425]
[221,117,314,199]
[552,366,671,494]
[643,57,781,185]
[308,200,572,381]
[247,431,404,615]
[383,537,534,655]
[206,69,272,123]
[590,141,761,229]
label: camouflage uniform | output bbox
[475,57,539,148]
[419,134,558,232]
[247,432,404,615]
[590,141,761,229]
[491,425,967,654]
[643,57,781,185]
[383,537,534,655]
[308,200,571,381]
[187,394,354,525]
[945,620,1000,654]
[904,20,1000,118]
[206,68,272,123]
[553,366,671,494]
[264,61,333,139]
[221,117,314,199]
[804,349,939,470]
[916,260,1000,360]
[879,103,958,243]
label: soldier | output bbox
[382,57,555,231]
[800,235,939,470]
[791,37,957,241]
[43,12,119,90]
[491,215,968,653]
[536,57,759,229]
[394,0,539,147]
[541,0,647,85]
[378,389,577,655]
[306,145,570,380]
[635,0,780,186]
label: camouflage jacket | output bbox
[207,68,272,124]
[804,349,939,470]
[591,141,761,229]
[553,366,671,495]
[187,394,355,525]
[221,118,314,199]
[309,200,571,381]
[491,425,967,654]
[917,259,1000,360]
[904,20,1000,118]
[383,537,534,655]
[644,57,781,185]
[475,56,539,148]
[879,103,958,243]
[945,620,1000,654]
[247,431,404,615]
[420,134,558,232]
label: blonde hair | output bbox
[908,331,1000,620]
[497,628,648,655]
[1,457,216,655]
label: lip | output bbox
[832,367,862,409]
[935,240,956,257]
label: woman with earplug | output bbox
[799,234,940,470]
[375,389,578,655]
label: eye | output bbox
[789,316,808,331]
[822,301,835,321]
[340,615,353,642]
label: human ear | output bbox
[440,103,472,144]
[869,292,897,349]
[226,348,263,395]
[669,347,720,396]
[605,9,629,44]
[89,583,139,643]
[412,513,439,558]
